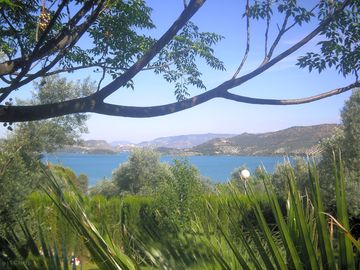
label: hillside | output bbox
[61,140,117,154]
[59,124,340,155]
[191,124,340,156]
[138,133,236,149]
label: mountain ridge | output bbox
[137,133,236,149]
[191,124,340,156]
[61,124,340,155]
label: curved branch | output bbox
[0,0,352,123]
[93,0,206,100]
[232,0,250,79]
[261,12,290,66]
[222,81,359,105]
[0,75,11,84]
[0,97,95,122]
[0,81,357,122]
[4,59,176,80]
[1,52,69,102]
[232,0,350,89]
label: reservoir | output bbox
[44,153,290,185]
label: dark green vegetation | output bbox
[1,151,360,269]
[0,75,92,233]
[0,89,359,269]
[318,89,360,218]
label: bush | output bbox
[112,148,172,195]
[318,89,360,218]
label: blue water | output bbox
[44,153,288,186]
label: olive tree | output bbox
[112,148,173,195]
[318,89,360,216]
[0,75,94,231]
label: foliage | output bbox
[341,89,360,174]
[49,164,89,194]
[318,89,360,217]
[89,179,119,198]
[297,0,360,77]
[3,154,359,269]
[270,157,309,198]
[154,21,225,101]
[1,1,359,122]
[112,148,172,195]
[77,173,89,194]
[142,158,359,269]
[14,75,95,152]
[155,159,209,229]
[1,220,70,270]
[229,165,266,194]
[0,0,223,106]
[41,166,138,270]
[0,138,42,232]
[0,75,93,236]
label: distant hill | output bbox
[138,133,236,149]
[191,124,340,156]
[83,140,112,149]
[59,124,340,155]
[61,140,117,154]
[110,140,134,146]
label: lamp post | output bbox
[240,169,250,189]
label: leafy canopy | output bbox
[0,0,359,122]
[0,75,94,232]
[112,148,173,195]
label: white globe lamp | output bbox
[240,169,250,180]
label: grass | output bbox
[2,154,360,269]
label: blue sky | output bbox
[1,0,355,143]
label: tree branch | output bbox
[93,0,206,101]
[261,4,319,67]
[264,0,271,57]
[0,81,357,122]
[0,0,352,123]
[0,75,11,84]
[34,0,69,54]
[232,0,250,79]
[97,67,106,92]
[4,59,176,81]
[236,0,349,89]
[222,81,359,105]
[260,12,290,66]
[0,1,105,101]
[0,0,96,77]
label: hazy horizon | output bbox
[81,122,340,144]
